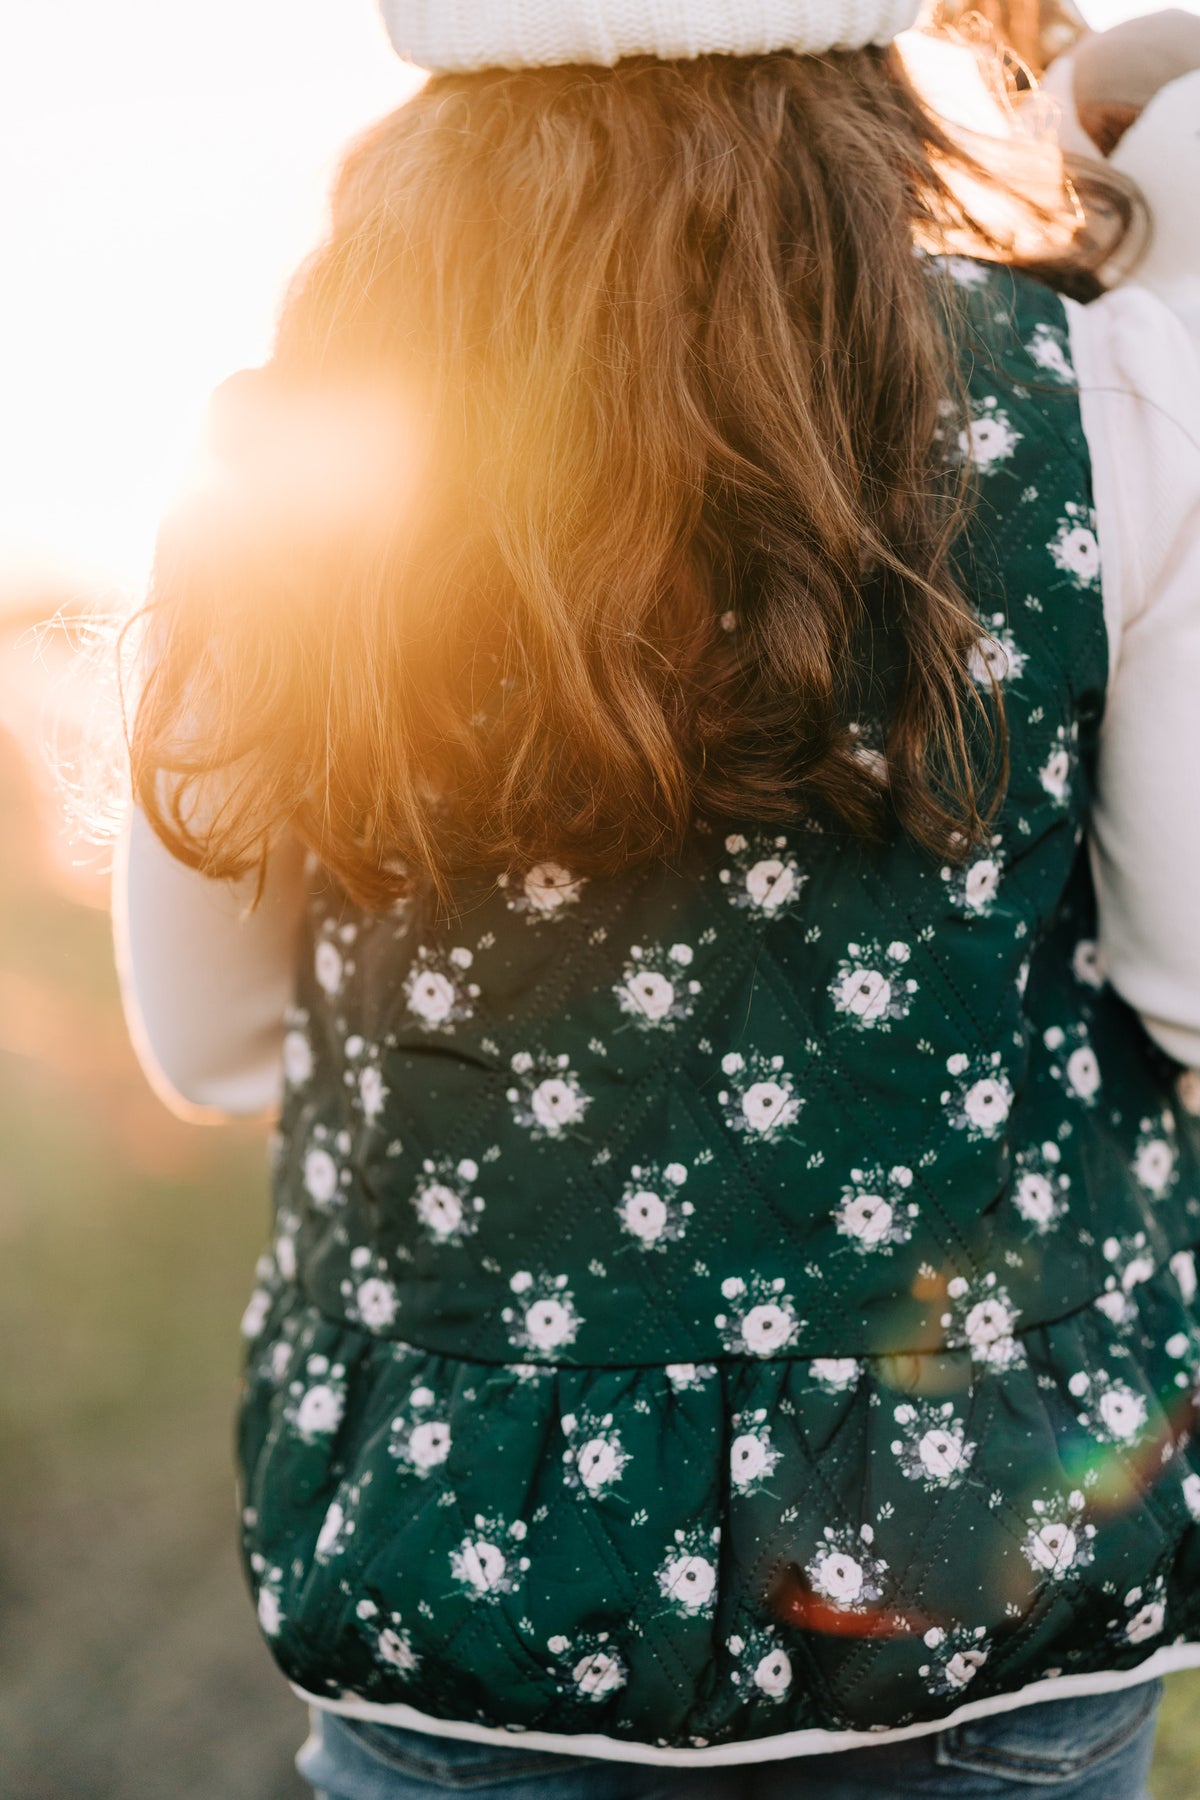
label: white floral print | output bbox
[834,1163,918,1254]
[942,1272,1024,1370]
[1011,1141,1071,1234]
[499,862,586,920]
[1025,322,1075,384]
[1096,1232,1156,1329]
[390,1385,452,1477]
[1172,1249,1197,1305]
[830,939,918,1030]
[1049,501,1101,587]
[282,1011,314,1088]
[920,1625,991,1695]
[404,946,480,1031]
[718,833,807,915]
[1182,1472,1200,1522]
[314,1494,355,1563]
[942,839,1005,916]
[1072,938,1105,990]
[616,1160,693,1250]
[549,1632,627,1701]
[363,1603,420,1675]
[943,1052,1014,1140]
[717,1052,803,1142]
[411,1156,484,1246]
[449,1513,530,1602]
[806,1523,887,1612]
[302,1124,352,1210]
[561,1408,630,1500]
[502,1270,581,1358]
[958,396,1022,471]
[1043,1023,1101,1106]
[1115,1578,1167,1647]
[1038,723,1078,806]
[809,1357,862,1394]
[728,1626,793,1703]
[656,1526,721,1617]
[665,1362,717,1391]
[891,1399,976,1490]
[1132,1116,1177,1198]
[1067,1368,1149,1445]
[614,942,701,1031]
[507,1052,591,1139]
[253,1561,285,1637]
[729,1411,781,1495]
[716,1275,802,1357]
[286,1354,348,1442]
[968,616,1027,687]
[1021,1490,1096,1581]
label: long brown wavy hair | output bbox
[131,41,1130,906]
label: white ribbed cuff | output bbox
[381,0,924,73]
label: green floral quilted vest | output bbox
[237,260,1200,1761]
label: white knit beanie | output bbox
[379,0,925,74]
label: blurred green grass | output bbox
[1,656,1199,1798]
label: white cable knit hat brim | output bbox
[380,0,925,74]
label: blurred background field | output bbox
[2,614,1199,1798]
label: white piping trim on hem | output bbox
[293,1637,1200,1768]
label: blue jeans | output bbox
[297,1680,1161,1797]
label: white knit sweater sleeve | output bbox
[113,809,307,1118]
[1066,283,1200,1068]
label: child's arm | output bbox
[113,809,307,1118]
[1068,282,1200,1068]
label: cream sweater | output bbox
[115,283,1200,1115]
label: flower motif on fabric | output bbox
[1025,322,1075,385]
[355,1600,420,1677]
[561,1409,630,1501]
[282,1008,314,1089]
[548,1632,627,1702]
[830,939,917,1029]
[1067,1368,1149,1446]
[507,1052,591,1139]
[941,1272,1024,1370]
[240,1281,273,1341]
[1044,1024,1101,1107]
[449,1514,530,1602]
[718,833,808,916]
[834,1163,918,1254]
[727,1626,793,1703]
[411,1156,485,1246]
[1011,1141,1071,1235]
[1172,1249,1198,1306]
[1049,502,1101,588]
[942,840,1004,917]
[302,1124,352,1211]
[717,1052,803,1142]
[1021,1490,1096,1582]
[1111,1578,1167,1647]
[341,1248,401,1333]
[314,921,356,999]
[616,1160,693,1250]
[958,396,1022,471]
[502,1270,581,1358]
[665,1361,717,1392]
[968,616,1028,688]
[1038,723,1078,807]
[656,1526,721,1618]
[285,1353,348,1443]
[716,1275,802,1358]
[251,1558,285,1638]
[389,1383,452,1477]
[806,1523,887,1612]
[1182,1472,1200,1522]
[729,1410,782,1496]
[314,1484,361,1563]
[614,942,701,1032]
[403,946,480,1032]
[943,1052,1014,1140]
[1165,1328,1200,1397]
[342,1033,389,1123]
[920,1625,991,1695]
[1072,938,1105,990]
[891,1400,976,1490]
[499,861,587,921]
[1132,1115,1177,1199]
[942,255,991,288]
[808,1357,862,1394]
[1095,1232,1155,1329]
